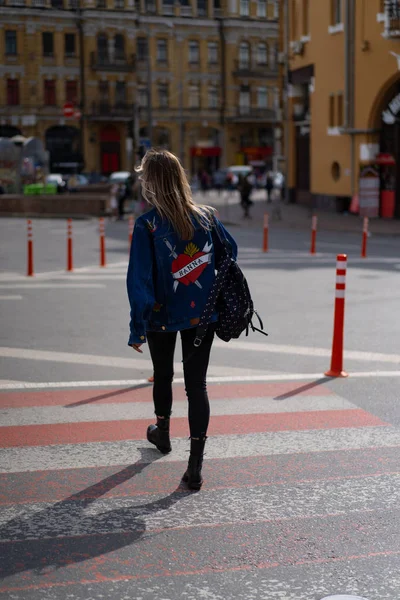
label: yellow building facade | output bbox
[0,0,280,176]
[285,0,400,217]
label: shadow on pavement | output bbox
[64,383,152,408]
[273,377,331,401]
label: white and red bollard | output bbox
[325,254,349,378]
[27,219,34,277]
[361,216,369,258]
[262,213,269,253]
[310,215,317,255]
[67,218,73,272]
[128,214,135,249]
[99,217,106,267]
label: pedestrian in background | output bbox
[109,183,118,220]
[117,182,127,220]
[238,173,253,219]
[266,171,274,203]
[127,149,237,490]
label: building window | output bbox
[208,86,218,109]
[291,0,296,39]
[51,0,63,7]
[189,84,200,109]
[115,0,125,7]
[256,43,268,65]
[270,42,278,68]
[64,33,76,57]
[329,94,335,127]
[5,31,17,56]
[99,80,110,106]
[97,0,106,7]
[239,86,250,114]
[145,0,156,12]
[208,41,218,64]
[240,0,249,16]
[42,32,54,57]
[331,0,342,24]
[115,81,126,106]
[7,79,19,105]
[159,83,169,108]
[138,87,148,107]
[239,42,250,68]
[302,0,309,35]
[65,80,77,104]
[44,79,56,105]
[137,37,148,61]
[337,92,344,127]
[257,0,266,17]
[157,39,168,63]
[198,0,207,15]
[115,34,125,61]
[257,87,268,108]
[189,40,200,64]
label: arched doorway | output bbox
[45,125,83,173]
[100,125,120,175]
[0,125,22,138]
[370,77,400,218]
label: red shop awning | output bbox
[190,146,221,157]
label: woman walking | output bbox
[127,149,237,490]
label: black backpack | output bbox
[193,220,268,348]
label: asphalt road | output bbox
[1,199,400,600]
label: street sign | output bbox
[74,109,81,119]
[63,103,74,118]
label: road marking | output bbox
[1,425,398,472]
[0,295,22,300]
[1,370,400,391]
[0,396,355,426]
[213,339,400,364]
[0,347,267,378]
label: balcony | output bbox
[90,102,135,120]
[31,0,47,6]
[232,60,278,78]
[383,0,400,37]
[90,52,136,72]
[226,107,278,123]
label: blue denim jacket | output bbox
[127,208,237,345]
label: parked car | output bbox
[45,174,67,194]
[66,174,89,192]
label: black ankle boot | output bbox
[147,417,171,454]
[182,437,207,490]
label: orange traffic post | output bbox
[325,254,349,378]
[262,213,269,253]
[67,218,73,272]
[27,219,34,277]
[99,217,106,267]
[361,216,368,258]
[128,214,135,248]
[310,215,317,255]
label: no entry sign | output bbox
[63,102,74,118]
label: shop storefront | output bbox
[190,146,221,175]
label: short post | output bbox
[361,216,368,258]
[325,254,349,378]
[310,215,317,255]
[27,219,34,277]
[67,218,73,272]
[99,217,106,267]
[262,213,269,253]
[128,214,135,249]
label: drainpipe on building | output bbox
[146,26,153,146]
[218,18,227,168]
[283,0,290,203]
[344,0,356,196]
[77,0,85,171]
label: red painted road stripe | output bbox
[0,445,399,506]
[0,409,386,448]
[0,381,333,409]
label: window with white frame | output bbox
[208,86,218,108]
[188,40,200,64]
[239,86,250,114]
[257,0,266,17]
[138,87,148,107]
[257,86,268,108]
[156,39,168,63]
[208,41,218,64]
[240,0,249,16]
[189,84,200,108]
[239,41,250,68]
[158,83,169,108]
[256,43,268,65]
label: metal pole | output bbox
[77,0,85,171]
[146,28,153,145]
[283,0,290,203]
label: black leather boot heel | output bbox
[146,417,171,454]
[182,437,207,490]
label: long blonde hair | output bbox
[136,149,214,240]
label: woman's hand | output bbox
[131,344,143,354]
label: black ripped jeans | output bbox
[147,326,215,438]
